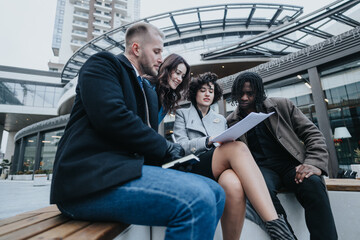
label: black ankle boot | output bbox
[265,215,296,240]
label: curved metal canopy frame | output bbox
[201,0,360,60]
[61,3,303,82]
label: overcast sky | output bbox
[0,0,336,152]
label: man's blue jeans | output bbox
[57,165,225,240]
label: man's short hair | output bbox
[125,22,164,50]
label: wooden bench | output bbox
[324,178,360,191]
[0,205,129,240]
[1,179,359,240]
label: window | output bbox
[321,57,360,166]
[22,135,37,173]
[39,130,64,172]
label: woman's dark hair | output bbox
[187,72,223,105]
[155,53,190,113]
[231,71,267,110]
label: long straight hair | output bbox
[156,54,190,113]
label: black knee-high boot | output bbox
[265,215,296,240]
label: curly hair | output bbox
[187,72,223,105]
[155,54,190,113]
[231,71,266,110]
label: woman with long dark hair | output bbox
[147,53,191,123]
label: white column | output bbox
[4,131,16,161]
[0,125,4,154]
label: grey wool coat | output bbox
[174,104,227,156]
[227,97,329,175]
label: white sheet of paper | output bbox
[212,112,274,143]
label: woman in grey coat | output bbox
[174,72,294,240]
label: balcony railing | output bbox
[70,39,86,45]
[93,12,112,21]
[72,20,88,27]
[73,11,89,19]
[94,3,112,11]
[93,21,112,29]
[74,3,89,10]
[114,3,127,12]
[71,30,87,36]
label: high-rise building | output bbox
[49,0,140,72]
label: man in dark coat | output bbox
[50,22,225,240]
[227,72,337,240]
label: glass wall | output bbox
[39,129,64,172]
[0,81,63,108]
[22,135,37,173]
[265,76,317,122]
[320,57,360,167]
[13,128,64,174]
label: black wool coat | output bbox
[50,52,168,204]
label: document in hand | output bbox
[162,154,200,169]
[212,112,274,143]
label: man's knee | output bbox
[296,175,329,201]
[191,177,225,209]
[300,175,326,191]
[174,178,225,228]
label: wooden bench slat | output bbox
[0,213,39,228]
[325,178,360,191]
[0,206,59,228]
[64,222,129,240]
[28,220,92,240]
[0,212,63,237]
[0,215,69,240]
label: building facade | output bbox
[49,0,140,72]
[0,65,64,172]
[4,1,360,178]
[217,26,360,177]
[9,26,360,178]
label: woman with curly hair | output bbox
[173,72,295,240]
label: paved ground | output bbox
[0,179,51,220]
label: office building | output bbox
[49,0,140,72]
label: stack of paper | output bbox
[212,112,274,143]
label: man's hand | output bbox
[164,140,185,163]
[295,164,321,184]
